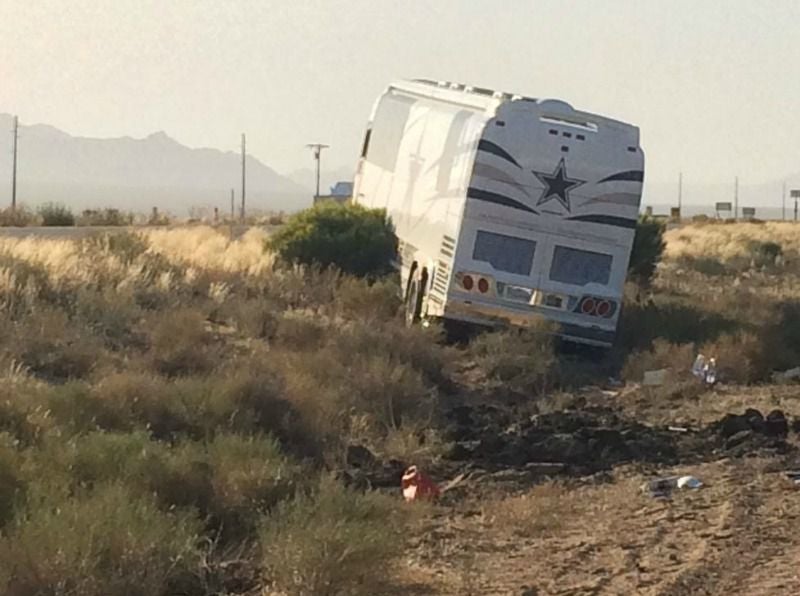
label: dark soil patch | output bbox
[442,405,795,476]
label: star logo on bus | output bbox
[532,159,584,212]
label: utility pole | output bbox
[240,134,246,222]
[782,181,786,221]
[306,143,329,202]
[734,176,739,221]
[11,116,18,211]
[230,188,235,220]
[677,171,682,213]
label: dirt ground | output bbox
[392,383,800,595]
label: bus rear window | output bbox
[473,231,536,276]
[549,246,612,286]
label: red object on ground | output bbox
[401,465,440,502]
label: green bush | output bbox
[628,215,665,286]
[267,202,397,278]
[37,202,76,226]
[259,475,404,596]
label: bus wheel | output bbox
[405,276,423,327]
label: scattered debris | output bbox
[643,474,703,497]
[401,465,441,502]
[692,354,717,385]
[786,471,800,486]
[643,369,668,386]
[676,475,703,489]
[773,366,800,383]
[643,476,680,498]
[668,426,689,433]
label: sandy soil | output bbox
[393,383,800,595]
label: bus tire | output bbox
[405,275,423,327]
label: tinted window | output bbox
[473,231,536,276]
[360,129,371,158]
[549,246,612,286]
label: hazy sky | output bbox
[2,0,799,187]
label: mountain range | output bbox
[0,114,332,215]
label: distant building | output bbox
[313,181,353,205]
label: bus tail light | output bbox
[456,272,495,295]
[575,296,617,318]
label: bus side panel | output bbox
[352,89,487,314]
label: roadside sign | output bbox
[742,207,756,218]
[791,190,800,199]
[670,207,681,219]
[715,202,732,212]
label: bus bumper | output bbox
[443,298,616,347]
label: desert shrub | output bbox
[8,310,106,381]
[682,256,728,276]
[0,380,52,446]
[0,484,202,596]
[621,338,695,383]
[78,208,134,226]
[621,339,706,400]
[63,431,302,542]
[628,215,665,286]
[0,439,25,528]
[0,206,37,227]
[259,476,404,596]
[82,230,149,264]
[74,289,142,350]
[333,275,401,321]
[748,239,783,268]
[616,289,739,352]
[37,202,75,226]
[219,296,281,339]
[329,318,452,388]
[88,372,194,438]
[206,434,302,539]
[762,301,800,371]
[267,202,397,278]
[469,323,558,395]
[68,431,168,492]
[147,309,218,377]
[274,311,328,350]
[280,347,434,456]
[46,382,131,435]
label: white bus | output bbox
[352,79,644,347]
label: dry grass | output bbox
[143,226,274,275]
[664,221,800,264]
[488,481,585,538]
[0,226,435,595]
